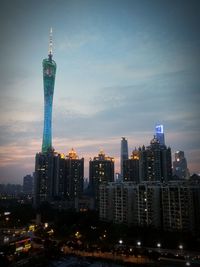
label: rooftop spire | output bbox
[48,27,53,58]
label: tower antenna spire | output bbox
[48,27,53,58]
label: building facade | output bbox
[99,182,137,225]
[161,182,194,232]
[65,148,84,200]
[120,137,129,178]
[35,149,84,206]
[89,150,114,208]
[136,183,161,228]
[34,151,55,206]
[123,149,140,183]
[140,136,172,182]
[54,153,67,199]
[99,181,197,232]
[99,182,161,228]
[173,151,190,179]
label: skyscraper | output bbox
[89,150,114,208]
[35,151,55,206]
[123,149,140,183]
[140,136,172,182]
[121,137,128,177]
[42,28,56,153]
[155,124,165,146]
[65,148,84,200]
[173,151,190,179]
[54,153,67,199]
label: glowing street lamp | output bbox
[157,243,161,248]
[44,223,48,228]
[137,241,141,247]
[179,244,183,250]
[119,239,123,245]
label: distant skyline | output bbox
[0,0,199,183]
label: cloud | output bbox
[58,32,101,51]
[0,64,199,183]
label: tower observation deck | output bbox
[42,28,57,153]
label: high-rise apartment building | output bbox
[99,182,137,225]
[99,182,161,228]
[65,148,84,200]
[161,182,194,232]
[173,151,190,179]
[99,181,197,232]
[123,149,140,183]
[54,153,67,199]
[120,137,128,178]
[34,151,55,206]
[89,150,114,208]
[140,136,172,182]
[136,183,161,228]
[99,182,114,222]
[35,148,84,206]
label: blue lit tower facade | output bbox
[42,28,56,153]
[155,124,165,146]
[34,29,56,207]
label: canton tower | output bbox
[42,28,57,153]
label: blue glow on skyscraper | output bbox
[42,29,56,153]
[156,124,164,134]
[155,124,165,146]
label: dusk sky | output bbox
[0,0,199,184]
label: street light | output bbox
[137,241,141,247]
[157,243,161,248]
[179,244,183,250]
[119,239,123,245]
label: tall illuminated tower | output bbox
[42,28,57,153]
[34,29,56,207]
[155,124,165,146]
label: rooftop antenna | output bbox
[48,27,53,59]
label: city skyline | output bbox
[0,0,199,183]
